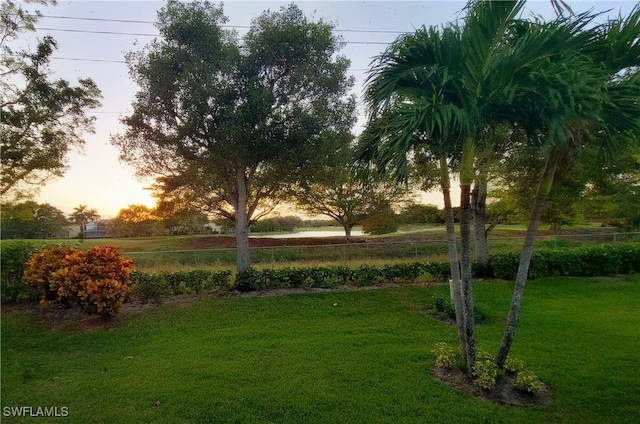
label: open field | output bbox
[2,225,638,273]
[2,275,639,423]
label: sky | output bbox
[13,0,637,218]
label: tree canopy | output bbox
[292,132,409,240]
[0,0,102,200]
[0,201,69,239]
[112,0,355,272]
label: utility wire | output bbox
[51,56,126,64]
[39,14,408,35]
[36,26,392,45]
[36,27,156,37]
[49,55,368,72]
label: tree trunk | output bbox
[472,173,490,269]
[439,156,467,358]
[459,138,477,372]
[343,224,353,241]
[459,183,477,371]
[235,168,251,274]
[495,154,558,368]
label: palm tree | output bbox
[495,6,640,367]
[358,0,640,373]
[69,204,100,238]
[357,21,471,366]
[358,0,538,371]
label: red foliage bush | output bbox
[24,245,135,318]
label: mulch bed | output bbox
[434,365,552,407]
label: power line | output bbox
[40,14,407,35]
[48,55,369,72]
[51,56,126,64]
[36,26,392,45]
[41,15,158,25]
[36,27,157,37]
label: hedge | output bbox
[129,270,233,303]
[235,243,639,292]
[489,243,640,280]
[3,242,638,301]
[233,262,451,292]
[1,241,44,303]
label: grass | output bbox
[2,275,639,423]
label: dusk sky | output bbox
[18,0,637,218]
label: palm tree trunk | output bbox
[472,172,490,269]
[235,168,251,274]
[439,155,467,358]
[496,153,558,368]
[459,138,477,372]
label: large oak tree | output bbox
[112,1,355,272]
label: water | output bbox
[256,230,361,238]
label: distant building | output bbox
[83,222,107,239]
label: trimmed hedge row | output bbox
[489,243,640,280]
[129,270,232,303]
[3,242,638,302]
[233,262,451,292]
[233,243,640,292]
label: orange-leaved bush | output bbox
[23,246,77,306]
[24,245,135,318]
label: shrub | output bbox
[489,243,640,280]
[24,246,135,318]
[352,264,385,286]
[433,294,457,320]
[502,356,543,394]
[422,261,451,281]
[23,246,76,305]
[1,241,43,303]
[514,369,543,394]
[382,263,424,283]
[361,210,399,235]
[129,271,165,304]
[232,262,449,292]
[130,270,232,301]
[431,293,485,323]
[432,342,457,368]
[472,351,498,390]
[503,357,526,374]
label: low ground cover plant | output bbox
[433,342,544,394]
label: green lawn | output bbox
[2,275,639,423]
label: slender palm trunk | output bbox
[235,168,251,274]
[459,183,477,371]
[472,173,490,269]
[439,156,467,358]
[496,153,558,367]
[459,138,477,372]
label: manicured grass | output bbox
[2,276,638,423]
